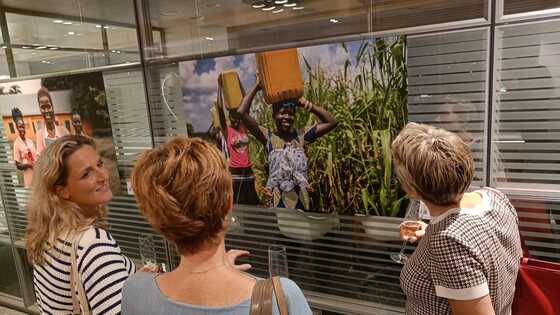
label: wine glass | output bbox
[138,234,157,266]
[390,199,422,264]
[268,245,289,277]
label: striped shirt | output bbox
[33,227,136,314]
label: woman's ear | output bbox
[55,185,70,200]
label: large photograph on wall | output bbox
[180,37,408,217]
[0,72,120,193]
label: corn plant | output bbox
[249,36,409,216]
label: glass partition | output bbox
[0,1,140,78]
[504,0,560,16]
[0,0,559,314]
[493,18,560,193]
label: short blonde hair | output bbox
[131,137,232,253]
[392,122,474,205]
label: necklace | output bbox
[186,260,231,274]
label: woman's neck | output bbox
[424,192,481,218]
[424,197,462,218]
[176,240,227,274]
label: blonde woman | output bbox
[393,123,522,315]
[26,135,247,314]
[26,135,134,314]
[122,137,312,314]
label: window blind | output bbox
[407,29,489,187]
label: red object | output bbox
[512,257,560,315]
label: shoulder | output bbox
[78,226,116,247]
[57,125,70,135]
[76,227,120,266]
[279,277,312,313]
[122,273,158,310]
[124,272,156,293]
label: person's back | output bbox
[122,272,311,315]
[126,137,312,315]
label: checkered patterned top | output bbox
[400,188,522,315]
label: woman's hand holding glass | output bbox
[399,220,427,243]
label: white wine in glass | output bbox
[390,199,421,264]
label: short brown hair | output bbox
[392,122,474,205]
[131,137,232,253]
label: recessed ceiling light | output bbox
[95,24,102,28]
[284,3,297,7]
[49,47,59,50]
[205,36,214,41]
[252,4,266,8]
[53,20,63,24]
[262,6,276,11]
[293,6,304,10]
[103,25,109,29]
[275,0,288,3]
[329,18,340,23]
[68,31,75,35]
[36,46,47,50]
[63,21,73,25]
[272,8,284,13]
[21,46,31,49]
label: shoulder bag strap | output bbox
[250,279,274,315]
[70,230,91,315]
[271,276,289,315]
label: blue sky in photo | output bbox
[179,39,371,132]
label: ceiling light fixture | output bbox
[283,2,297,7]
[63,21,73,25]
[21,46,31,49]
[275,0,288,4]
[36,46,47,50]
[95,24,102,28]
[68,31,75,35]
[49,47,59,50]
[103,25,110,29]
[272,8,284,13]
[262,5,276,11]
[53,20,63,24]
[329,18,340,23]
[205,36,214,41]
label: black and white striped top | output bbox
[33,227,136,314]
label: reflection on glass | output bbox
[504,0,560,15]
[493,20,560,192]
[0,242,22,298]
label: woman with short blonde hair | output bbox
[394,122,521,315]
[123,137,312,315]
